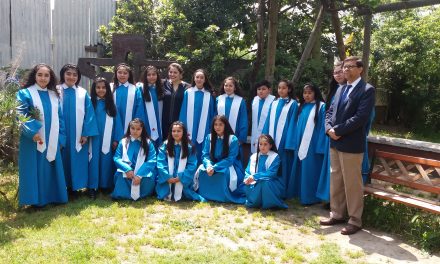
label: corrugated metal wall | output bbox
[0,0,116,88]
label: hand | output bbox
[33,133,43,144]
[80,136,88,145]
[327,128,341,140]
[125,170,134,179]
[206,166,214,176]
[112,141,118,151]
[132,176,141,186]
[244,175,254,185]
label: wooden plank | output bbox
[370,173,440,194]
[376,150,440,167]
[379,157,394,176]
[364,186,440,215]
[415,164,434,186]
[395,160,410,179]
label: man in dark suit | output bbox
[320,56,375,235]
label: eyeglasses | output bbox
[343,65,358,70]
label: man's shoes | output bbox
[319,218,346,226]
[340,224,362,235]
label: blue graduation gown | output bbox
[179,88,216,164]
[197,135,246,204]
[140,85,163,149]
[61,87,98,191]
[16,88,68,206]
[262,98,298,199]
[113,83,144,133]
[216,95,248,144]
[286,103,327,205]
[244,154,287,209]
[156,142,206,201]
[112,139,157,200]
[88,99,124,189]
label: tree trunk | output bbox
[362,13,372,81]
[329,0,346,60]
[291,4,325,88]
[357,0,440,15]
[311,1,322,60]
[249,0,266,89]
[264,0,280,83]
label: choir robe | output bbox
[140,84,163,149]
[179,87,216,164]
[216,94,248,144]
[113,82,145,134]
[244,152,287,209]
[60,85,99,191]
[162,80,188,139]
[251,95,275,153]
[362,109,375,183]
[156,142,206,201]
[112,138,156,200]
[88,99,124,190]
[286,102,327,205]
[262,98,298,199]
[196,135,246,204]
[16,86,68,206]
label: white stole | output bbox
[143,86,160,141]
[268,99,294,149]
[217,94,242,133]
[58,84,86,152]
[119,138,146,200]
[166,143,187,201]
[251,95,275,153]
[186,87,210,143]
[298,102,324,160]
[246,151,278,184]
[27,85,59,162]
[193,135,237,192]
[113,82,136,132]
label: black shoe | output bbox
[319,218,346,226]
[88,189,97,200]
[68,189,79,200]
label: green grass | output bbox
[370,125,440,143]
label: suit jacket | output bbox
[325,78,375,153]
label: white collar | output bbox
[130,136,141,142]
[35,84,47,91]
[226,93,235,98]
[347,77,361,88]
[120,82,130,87]
[194,87,205,92]
[61,83,76,89]
[174,142,182,146]
[217,135,224,139]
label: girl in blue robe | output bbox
[16,63,68,207]
[196,115,246,204]
[89,77,124,196]
[250,80,275,154]
[112,63,145,135]
[216,77,248,162]
[262,80,298,199]
[286,83,327,205]
[244,134,287,209]
[58,64,98,196]
[156,121,206,202]
[112,118,156,200]
[179,69,216,164]
[139,65,164,149]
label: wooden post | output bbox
[329,0,346,60]
[291,4,325,88]
[362,12,372,81]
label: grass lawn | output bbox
[0,171,437,263]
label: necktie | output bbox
[341,85,352,103]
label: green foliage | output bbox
[370,8,440,131]
[363,196,440,253]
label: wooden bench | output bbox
[365,150,440,214]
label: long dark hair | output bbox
[191,69,214,95]
[124,118,149,154]
[166,121,194,159]
[254,134,277,173]
[278,79,294,103]
[326,61,344,111]
[59,63,81,85]
[112,63,134,87]
[219,76,243,97]
[24,63,58,95]
[141,65,164,101]
[210,115,234,162]
[296,83,324,124]
[90,77,117,117]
